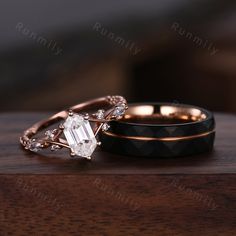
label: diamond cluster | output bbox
[25,139,42,152]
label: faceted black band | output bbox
[100,103,215,157]
[107,103,215,138]
[100,131,215,157]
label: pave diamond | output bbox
[63,114,97,158]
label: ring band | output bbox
[20,96,128,160]
[100,103,215,157]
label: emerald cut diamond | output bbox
[63,114,97,158]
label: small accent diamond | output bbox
[113,103,126,117]
[102,123,110,131]
[26,139,42,152]
[95,109,105,119]
[51,145,60,151]
[45,129,57,140]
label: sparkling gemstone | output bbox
[95,109,105,119]
[45,130,56,140]
[26,139,41,152]
[113,103,126,117]
[51,145,60,151]
[102,123,110,131]
[63,114,97,158]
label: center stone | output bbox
[63,114,97,158]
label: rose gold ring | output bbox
[20,96,127,160]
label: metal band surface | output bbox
[100,103,215,157]
[106,103,215,138]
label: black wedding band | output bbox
[100,103,215,157]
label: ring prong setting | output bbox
[59,124,65,130]
[68,110,74,116]
[84,113,90,120]
[70,151,76,157]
